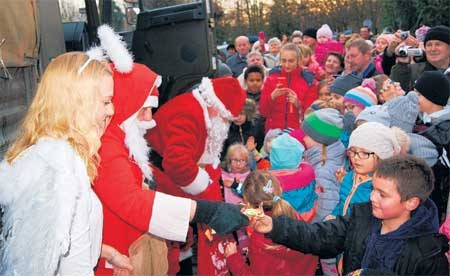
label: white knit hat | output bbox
[317,24,333,40]
[349,122,401,159]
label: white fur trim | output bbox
[192,88,211,129]
[98,24,133,73]
[180,167,210,195]
[196,78,234,120]
[78,47,105,74]
[143,96,158,108]
[148,192,191,241]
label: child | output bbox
[298,44,326,81]
[415,71,450,220]
[255,128,281,170]
[260,43,318,131]
[221,143,252,253]
[244,65,265,107]
[342,85,377,117]
[252,155,449,275]
[328,122,401,219]
[318,79,332,101]
[329,74,362,110]
[221,98,261,160]
[301,108,346,222]
[315,24,345,67]
[224,171,319,275]
[222,143,252,204]
[269,133,318,221]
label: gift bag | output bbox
[128,233,168,276]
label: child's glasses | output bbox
[230,159,246,164]
[347,149,375,160]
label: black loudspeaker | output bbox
[131,1,215,104]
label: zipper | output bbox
[342,174,371,215]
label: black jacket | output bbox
[268,202,449,275]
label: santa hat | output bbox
[111,63,161,126]
[195,77,246,120]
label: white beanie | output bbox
[349,122,401,159]
[317,24,333,40]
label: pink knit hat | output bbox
[376,34,393,45]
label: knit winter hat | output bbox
[415,25,430,42]
[415,71,450,106]
[343,86,378,109]
[270,133,305,170]
[408,133,438,167]
[330,74,363,96]
[376,34,393,45]
[356,105,390,126]
[424,25,450,45]
[303,27,318,40]
[317,24,333,40]
[349,122,401,159]
[302,108,343,146]
[386,92,419,133]
[288,128,307,148]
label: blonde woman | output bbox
[0,52,131,275]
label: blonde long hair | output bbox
[6,52,112,181]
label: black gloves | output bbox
[192,199,249,235]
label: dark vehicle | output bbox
[0,0,216,158]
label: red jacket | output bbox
[145,92,222,201]
[226,221,318,275]
[260,67,318,132]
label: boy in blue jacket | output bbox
[252,155,449,275]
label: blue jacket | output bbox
[304,140,346,222]
[226,54,247,77]
[332,170,372,217]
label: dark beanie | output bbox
[329,74,363,96]
[303,27,317,39]
[424,25,450,45]
[415,71,450,106]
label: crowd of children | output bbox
[212,24,450,276]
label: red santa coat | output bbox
[146,92,222,200]
[94,64,192,275]
[260,66,318,132]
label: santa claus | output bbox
[146,76,247,274]
[93,53,248,275]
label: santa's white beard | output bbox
[122,118,155,180]
[200,115,230,166]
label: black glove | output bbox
[343,111,356,132]
[192,199,249,235]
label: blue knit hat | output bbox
[330,74,363,96]
[270,134,304,170]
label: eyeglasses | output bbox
[347,149,375,160]
[230,159,246,164]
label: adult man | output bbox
[359,26,372,40]
[94,64,248,275]
[346,38,378,78]
[146,76,247,274]
[227,35,251,77]
[389,25,450,91]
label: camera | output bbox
[400,31,410,40]
[398,45,423,58]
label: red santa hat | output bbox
[111,63,161,126]
[195,77,246,119]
